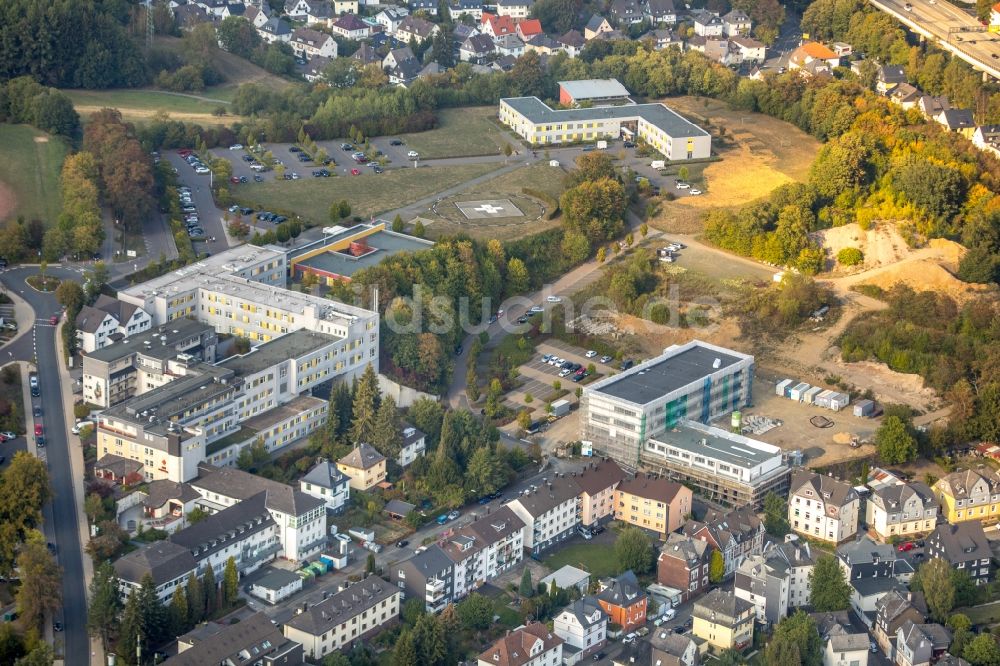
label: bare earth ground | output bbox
[649,95,821,233]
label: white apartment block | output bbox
[553,597,607,664]
[299,459,351,513]
[734,539,814,626]
[283,578,401,660]
[580,340,754,470]
[398,425,426,467]
[865,481,939,542]
[505,478,582,555]
[789,470,860,544]
[443,507,525,598]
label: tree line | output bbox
[0,77,80,141]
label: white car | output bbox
[622,633,637,645]
[72,421,94,435]
[228,144,243,150]
[689,188,703,195]
[529,305,544,313]
[675,182,690,189]
[407,150,419,159]
[546,295,562,303]
[585,350,597,358]
[194,167,210,175]
[559,369,572,377]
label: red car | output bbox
[34,423,42,437]
[897,542,915,552]
[178,149,192,157]
[351,168,361,176]
[49,315,58,325]
[229,176,240,184]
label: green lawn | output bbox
[399,107,510,159]
[234,163,502,223]
[543,542,620,579]
[0,124,67,224]
[960,602,1000,625]
[64,89,228,114]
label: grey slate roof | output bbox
[463,33,496,54]
[828,624,870,651]
[338,443,386,470]
[252,567,304,591]
[694,588,751,621]
[585,14,608,31]
[301,459,349,490]
[113,540,197,586]
[283,577,397,635]
[790,469,858,509]
[506,478,581,517]
[95,453,143,478]
[930,522,992,564]
[76,305,112,334]
[192,465,324,516]
[163,612,299,666]
[597,570,644,608]
[170,492,276,560]
[869,481,938,512]
[560,596,606,628]
[142,479,200,509]
[502,97,709,141]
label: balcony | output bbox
[426,577,447,602]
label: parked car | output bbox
[390,139,404,146]
[341,143,353,150]
[447,510,460,520]
[407,150,419,158]
[898,542,915,552]
[228,144,243,150]
[396,540,409,548]
[577,526,593,540]
[675,182,690,189]
[599,355,613,363]
[689,188,702,195]
[351,168,361,175]
[591,525,605,536]
[1,431,16,440]
[373,166,384,174]
[546,295,562,303]
[585,350,597,358]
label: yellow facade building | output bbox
[933,468,1000,525]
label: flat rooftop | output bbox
[219,329,340,376]
[85,318,212,363]
[242,395,326,432]
[653,419,781,469]
[558,79,631,100]
[588,341,751,405]
[119,244,286,297]
[294,230,434,278]
[502,96,710,138]
[104,364,235,426]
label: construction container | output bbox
[853,399,875,417]
[775,379,793,396]
[789,383,811,401]
[551,399,571,417]
[814,390,835,409]
[828,392,850,411]
[308,561,327,576]
[803,386,823,404]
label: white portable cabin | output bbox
[853,399,875,417]
[814,390,835,409]
[775,379,793,396]
[803,386,823,404]
[789,383,811,401]
[828,392,850,411]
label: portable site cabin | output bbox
[551,399,571,417]
[814,390,835,409]
[775,379,793,396]
[853,399,875,417]
[789,383,811,401]
[828,392,850,411]
[803,386,823,404]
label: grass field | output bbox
[649,95,821,233]
[399,107,510,159]
[233,163,502,222]
[0,125,67,224]
[65,89,232,126]
[542,542,620,579]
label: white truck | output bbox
[647,583,682,608]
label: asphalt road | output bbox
[164,152,231,252]
[1,266,89,665]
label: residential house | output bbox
[302,55,332,83]
[138,479,200,533]
[393,545,455,612]
[788,42,840,72]
[352,42,380,65]
[890,83,923,111]
[164,612,304,666]
[285,0,314,19]
[730,36,766,65]
[477,623,564,666]
[495,33,526,57]
[895,622,951,666]
[482,12,517,38]
[504,478,582,554]
[865,481,939,543]
[382,46,416,70]
[245,4,271,29]
[392,425,425,467]
[648,28,681,50]
[95,454,144,486]
[917,94,951,118]
[440,507,526,600]
[511,18,541,40]
[558,30,586,57]
[337,443,386,491]
[375,6,409,34]
[584,14,613,40]
[687,36,731,65]
[645,0,676,25]
[299,459,350,513]
[692,10,724,36]
[333,0,359,13]
[837,535,915,583]
[460,33,496,62]
[614,473,691,540]
[388,56,422,86]
[283,577,401,660]
[496,0,533,18]
[452,22,479,43]
[291,27,338,60]
[873,590,925,660]
[657,532,711,603]
[734,538,814,626]
[824,624,871,666]
[396,15,439,43]
[692,589,754,651]
[788,470,860,544]
[451,0,484,19]
[682,507,765,578]
[973,124,1000,157]
[174,4,218,30]
[409,0,438,14]
[992,2,1000,32]
[75,295,152,353]
[610,0,644,25]
[877,64,907,94]
[933,468,1000,525]
[936,108,975,136]
[926,522,993,586]
[576,458,627,529]
[722,9,751,36]
[542,566,591,596]
[258,17,292,42]
[249,568,304,605]
[304,1,334,25]
[596,571,648,632]
[553,597,607,664]
[330,13,370,40]
[832,41,853,56]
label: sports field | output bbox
[233,163,503,223]
[398,107,511,159]
[0,125,67,224]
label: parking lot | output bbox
[165,152,230,251]
[503,338,621,414]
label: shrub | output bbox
[837,247,864,266]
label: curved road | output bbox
[1,266,89,666]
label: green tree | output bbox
[187,506,210,524]
[520,568,534,597]
[465,447,506,497]
[837,247,864,266]
[14,643,54,666]
[764,492,790,537]
[560,178,627,244]
[506,257,530,295]
[203,565,217,618]
[223,556,239,608]
[413,220,425,238]
[517,410,532,432]
[809,555,852,611]
[186,572,204,625]
[456,593,494,630]
[170,585,189,636]
[875,415,918,465]
[392,628,419,666]
[55,280,85,319]
[372,395,402,462]
[709,549,725,583]
[919,558,956,623]
[614,526,654,574]
[15,533,62,632]
[412,612,447,666]
[765,611,823,666]
[86,561,121,650]
[392,214,405,233]
[964,633,1000,666]
[351,364,381,444]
